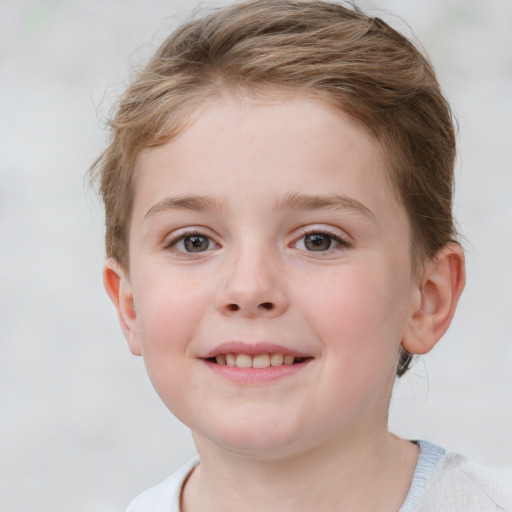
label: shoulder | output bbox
[419,449,512,512]
[126,457,199,512]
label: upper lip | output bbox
[200,341,313,359]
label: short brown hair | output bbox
[90,0,459,376]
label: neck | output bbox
[183,429,418,512]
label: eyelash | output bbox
[292,228,352,255]
[163,229,219,255]
[163,228,352,256]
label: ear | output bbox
[402,243,465,355]
[103,258,142,356]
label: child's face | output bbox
[121,94,418,457]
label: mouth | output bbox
[200,342,313,382]
[207,353,310,369]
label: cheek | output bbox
[131,271,211,416]
[298,261,411,358]
[132,268,210,356]
[298,265,411,424]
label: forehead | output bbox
[132,94,403,228]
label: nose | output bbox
[216,249,289,318]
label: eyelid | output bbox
[294,224,352,241]
[291,225,352,253]
[163,226,221,253]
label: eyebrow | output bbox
[273,193,376,223]
[144,195,226,219]
[144,192,376,223]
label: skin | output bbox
[104,94,465,511]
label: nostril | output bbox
[222,302,278,314]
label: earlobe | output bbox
[402,243,465,355]
[103,258,142,356]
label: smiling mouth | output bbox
[207,353,310,369]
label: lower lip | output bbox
[202,359,311,384]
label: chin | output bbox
[193,415,306,459]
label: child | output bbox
[90,1,511,510]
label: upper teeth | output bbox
[215,353,296,368]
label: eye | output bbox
[303,233,334,251]
[165,231,218,254]
[294,230,350,253]
[180,235,212,252]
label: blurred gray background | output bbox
[1,0,511,511]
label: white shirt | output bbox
[126,441,512,511]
